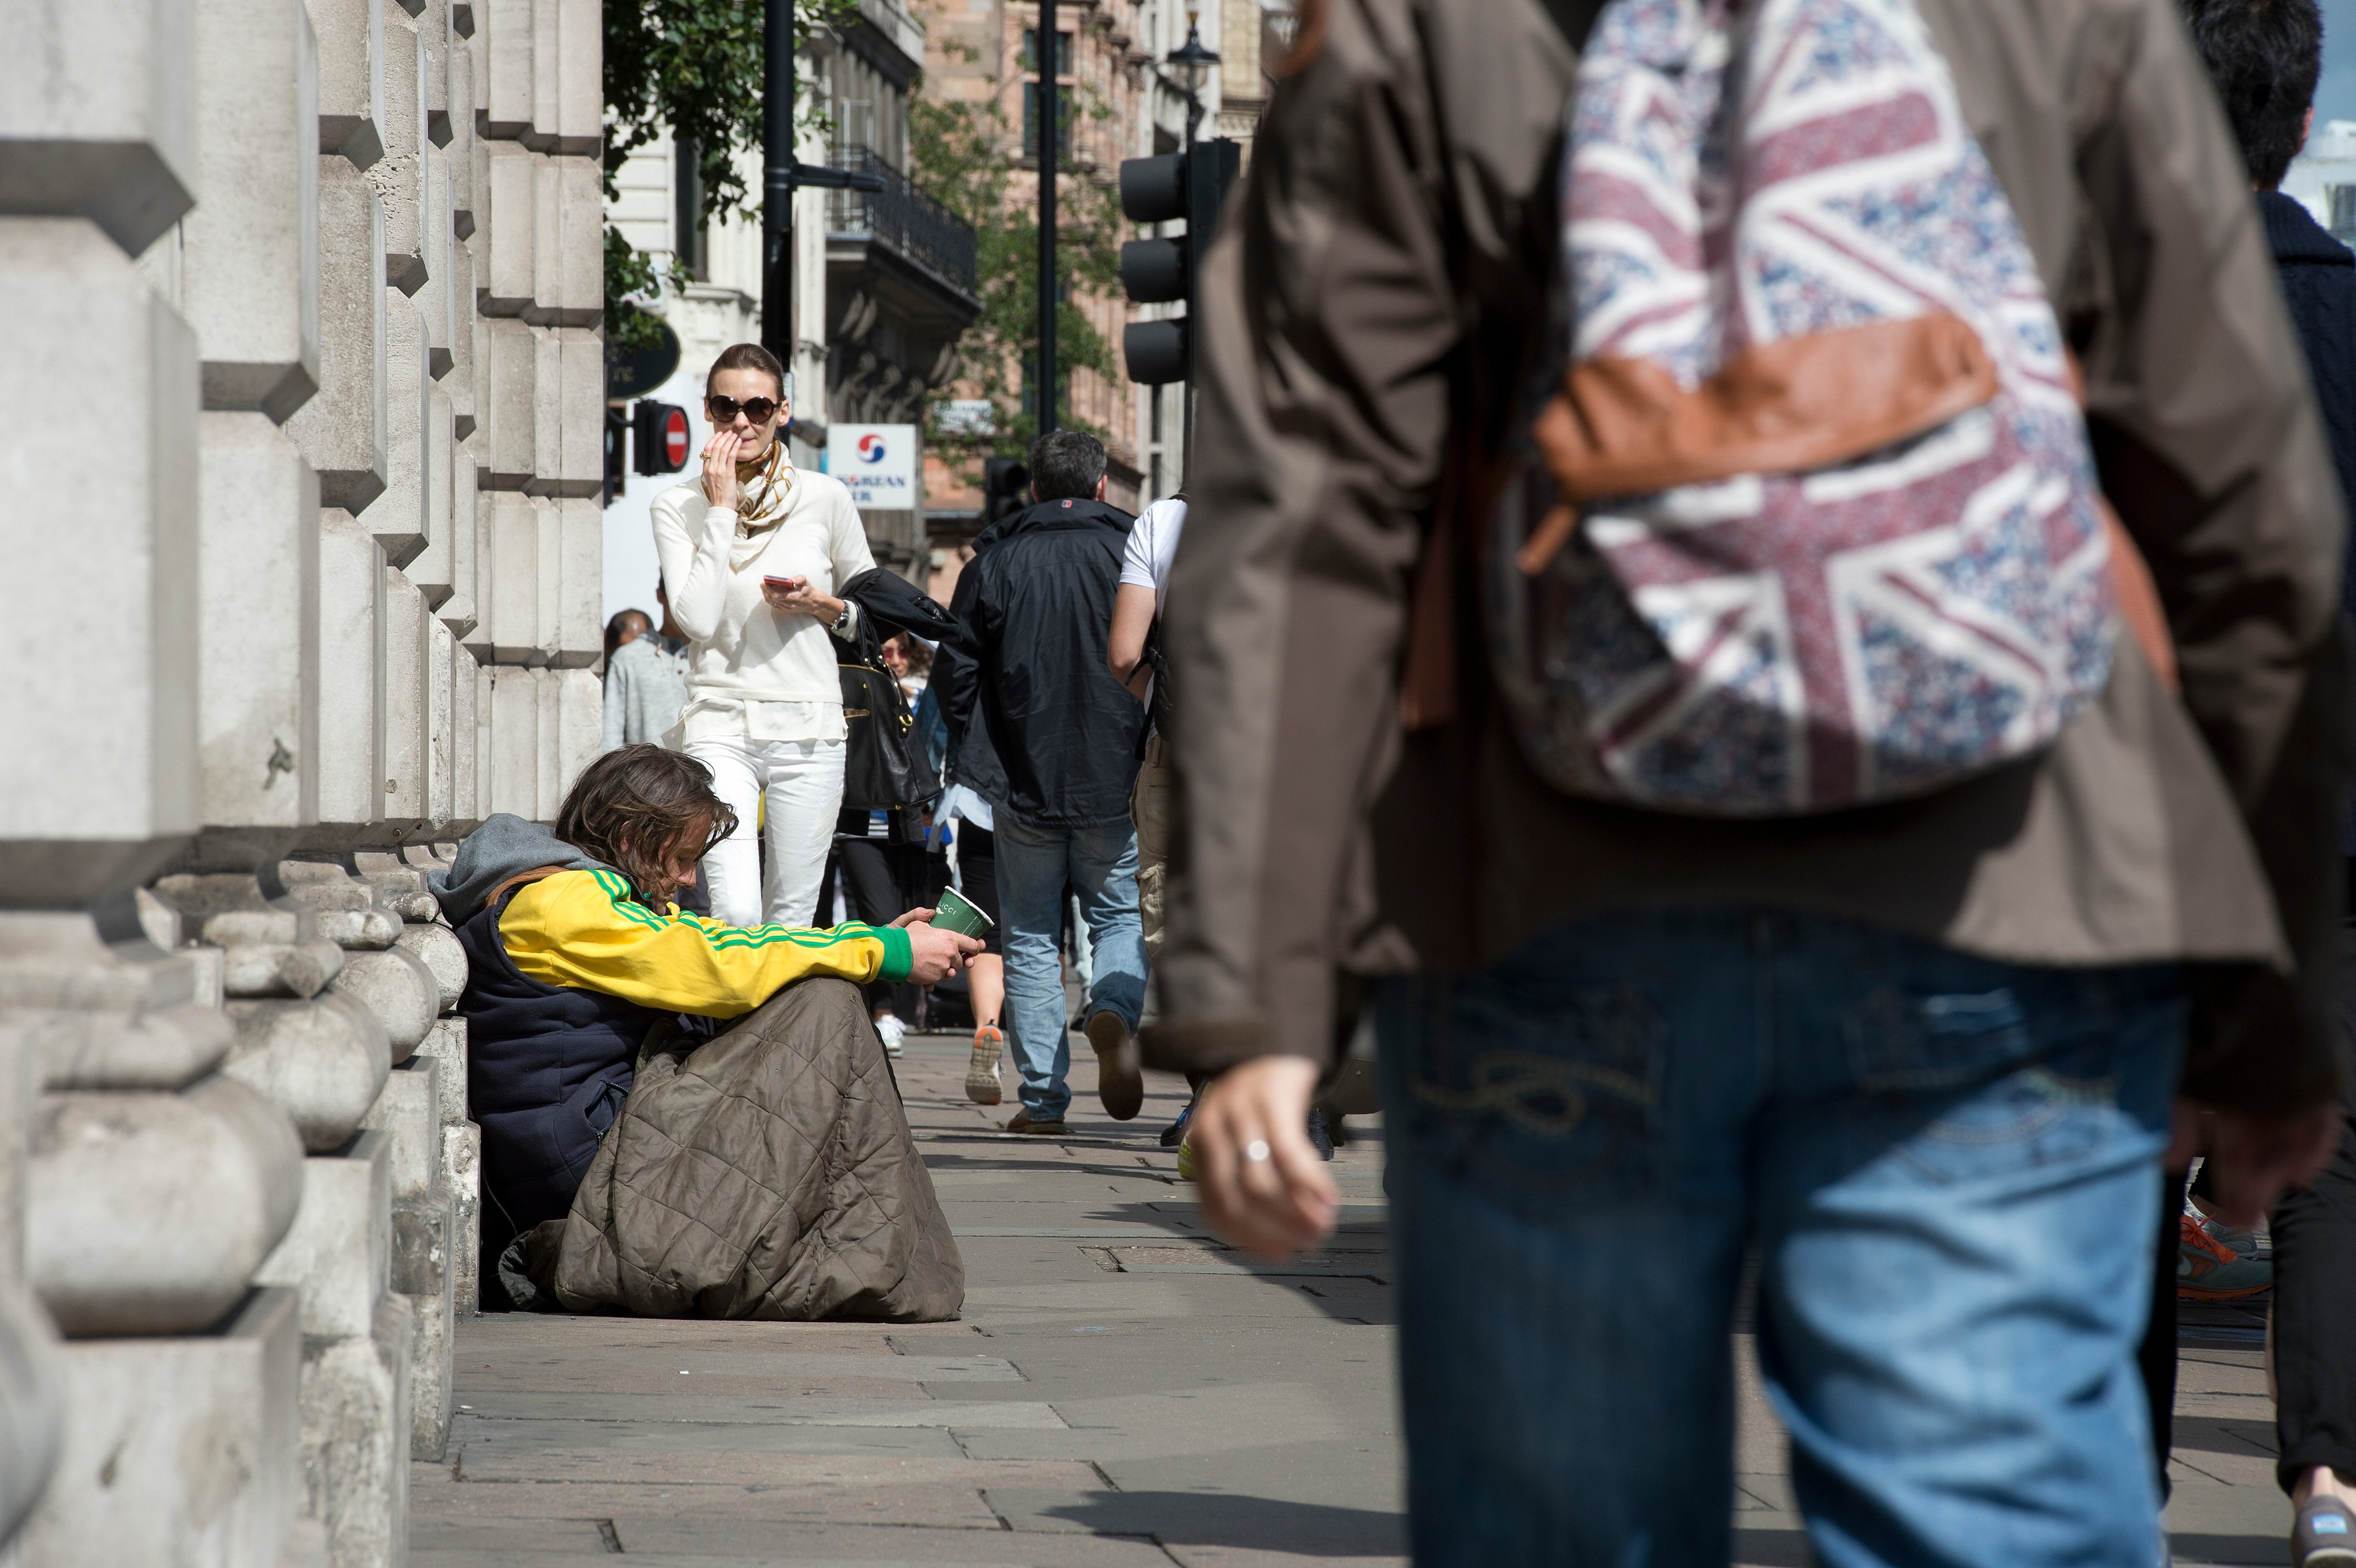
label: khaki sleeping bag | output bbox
[547,977,963,1321]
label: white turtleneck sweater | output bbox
[649,457,876,745]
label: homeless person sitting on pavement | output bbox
[430,743,979,1321]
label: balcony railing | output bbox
[826,146,979,301]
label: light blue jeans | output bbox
[996,813,1146,1123]
[1378,907,2182,1568]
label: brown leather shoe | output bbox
[1085,1010,1144,1121]
[1004,1109,1069,1135]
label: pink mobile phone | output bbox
[764,575,805,591]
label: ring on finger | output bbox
[1243,1139,1271,1164]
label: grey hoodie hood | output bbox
[430,814,610,925]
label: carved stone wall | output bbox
[0,0,601,1560]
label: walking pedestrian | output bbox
[601,606,687,752]
[1150,1,2349,1564]
[2152,6,2356,1563]
[938,430,1148,1134]
[649,342,877,927]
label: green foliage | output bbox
[910,69,1122,468]
[601,0,863,330]
[604,224,673,352]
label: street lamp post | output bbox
[761,0,884,429]
[1037,0,1058,434]
[1163,14,1218,468]
[1167,13,1218,149]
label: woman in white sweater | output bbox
[650,342,876,927]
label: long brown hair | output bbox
[554,746,737,908]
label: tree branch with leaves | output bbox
[602,0,866,349]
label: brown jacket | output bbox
[1144,0,2350,1113]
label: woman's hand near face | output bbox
[703,430,744,512]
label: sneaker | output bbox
[1176,1135,1198,1182]
[965,1025,1004,1105]
[873,1013,906,1058]
[2177,1210,2272,1300]
[2293,1495,2356,1566]
[1159,1099,1194,1148]
[1005,1109,1069,1136]
[1085,1009,1144,1122]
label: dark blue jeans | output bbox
[1378,908,2183,1568]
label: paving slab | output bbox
[449,1416,969,1458]
[413,1012,2290,1568]
[450,1391,1068,1427]
[606,1518,1184,1563]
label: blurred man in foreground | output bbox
[1146,0,2350,1561]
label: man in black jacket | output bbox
[937,430,1148,1133]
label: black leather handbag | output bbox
[833,610,940,812]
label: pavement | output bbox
[412,1032,2297,1567]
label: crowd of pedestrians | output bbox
[542,0,2356,1559]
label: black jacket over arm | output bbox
[938,497,1145,828]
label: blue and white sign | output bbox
[827,423,917,510]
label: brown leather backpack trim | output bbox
[1531,311,1999,512]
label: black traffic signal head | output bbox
[1118,153,1188,226]
[631,401,691,475]
[1116,140,1243,386]
[1122,320,1189,387]
[982,457,1031,529]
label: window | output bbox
[2332,185,2356,242]
[1021,28,1073,75]
[1023,83,1074,162]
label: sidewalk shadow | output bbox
[1005,1489,1406,1556]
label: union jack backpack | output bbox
[1481,0,2129,815]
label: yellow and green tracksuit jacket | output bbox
[497,868,914,1014]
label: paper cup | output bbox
[930,885,993,938]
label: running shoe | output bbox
[2292,1494,2356,1566]
[1176,1135,1198,1183]
[965,1025,1004,1105]
[1085,1009,1144,1121]
[873,1013,906,1058]
[1159,1100,1194,1148]
[2177,1210,2272,1300]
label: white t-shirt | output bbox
[1121,496,1187,616]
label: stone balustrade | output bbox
[0,0,599,1559]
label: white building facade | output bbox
[2285,119,2356,241]
[0,0,605,1560]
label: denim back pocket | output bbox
[1388,973,1667,1215]
[1840,968,2159,1185]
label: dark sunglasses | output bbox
[707,393,780,424]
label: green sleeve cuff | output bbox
[875,926,913,983]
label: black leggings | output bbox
[2274,1106,2356,1491]
[2139,911,2356,1497]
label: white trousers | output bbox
[687,734,846,928]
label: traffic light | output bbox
[982,457,1031,530]
[631,401,691,476]
[604,406,628,503]
[1117,139,1241,386]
